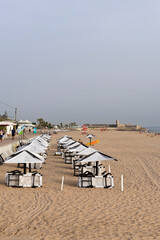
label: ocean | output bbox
[145,127,160,133]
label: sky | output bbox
[0,0,160,126]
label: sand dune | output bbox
[0,131,159,240]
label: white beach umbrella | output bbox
[66,142,80,151]
[30,140,47,149]
[36,135,49,142]
[18,143,46,154]
[41,134,50,140]
[7,149,45,162]
[5,150,44,174]
[80,151,117,163]
[76,147,97,156]
[58,136,71,144]
[39,135,50,141]
[29,136,49,146]
[86,134,95,145]
[86,134,95,138]
[58,135,69,141]
[62,139,76,148]
[79,151,117,175]
[30,138,49,148]
[68,144,87,153]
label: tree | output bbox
[69,122,77,127]
[3,111,8,120]
[0,111,8,121]
[37,118,46,128]
[37,118,53,129]
[48,123,52,129]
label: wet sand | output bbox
[0,130,159,240]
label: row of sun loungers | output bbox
[56,135,117,188]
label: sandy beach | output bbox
[0,130,159,240]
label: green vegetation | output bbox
[37,118,53,129]
[58,122,78,129]
[0,111,9,121]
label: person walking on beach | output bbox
[12,128,15,140]
[0,130,4,142]
[23,129,25,139]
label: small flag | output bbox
[18,126,25,135]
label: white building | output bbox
[17,120,36,132]
[0,121,16,135]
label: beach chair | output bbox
[0,153,4,165]
[6,170,23,187]
[78,171,95,188]
[32,171,43,187]
[74,164,82,176]
[103,173,114,188]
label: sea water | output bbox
[145,127,160,133]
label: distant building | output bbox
[17,120,36,132]
[0,121,16,135]
[85,120,142,131]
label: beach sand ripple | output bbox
[0,131,159,240]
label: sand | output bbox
[0,130,159,240]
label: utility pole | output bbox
[15,108,17,122]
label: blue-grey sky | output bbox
[0,0,160,126]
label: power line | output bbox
[0,101,18,121]
[0,101,15,109]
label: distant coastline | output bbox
[145,126,160,133]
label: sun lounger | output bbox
[78,171,95,187]
[0,153,4,165]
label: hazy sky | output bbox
[0,0,160,126]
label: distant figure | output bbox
[12,129,16,140]
[3,130,5,139]
[29,129,31,134]
[23,129,25,139]
[0,130,3,142]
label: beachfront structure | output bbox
[85,120,142,131]
[0,121,16,135]
[17,119,36,132]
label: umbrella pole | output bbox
[90,137,91,145]
[24,163,27,174]
[96,161,98,176]
[29,163,32,172]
